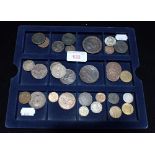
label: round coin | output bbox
[62,33,76,45]
[50,62,61,71]
[60,69,76,85]
[109,106,122,118]
[52,41,64,52]
[23,60,35,71]
[38,37,49,48]
[29,92,46,109]
[58,92,76,110]
[104,46,115,54]
[51,63,66,79]
[82,36,102,54]
[78,92,93,106]
[106,62,122,82]
[90,101,102,113]
[114,41,128,53]
[123,93,134,103]
[104,36,116,46]
[31,64,48,79]
[79,65,99,84]
[122,103,134,115]
[108,93,120,104]
[65,45,76,52]
[19,91,31,104]
[120,70,132,83]
[79,106,89,117]
[32,33,46,45]
[48,92,59,103]
[95,93,106,103]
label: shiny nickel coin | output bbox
[58,92,76,110]
[90,101,102,113]
[19,91,31,104]
[32,33,46,45]
[60,69,76,85]
[109,106,122,118]
[38,37,49,48]
[31,64,48,79]
[123,93,134,103]
[52,41,64,52]
[62,33,76,45]
[82,36,102,54]
[79,106,89,117]
[48,92,59,103]
[122,103,134,115]
[104,36,116,46]
[29,92,46,109]
[108,93,120,104]
[95,93,106,103]
[79,65,99,84]
[114,41,128,53]
[65,45,76,52]
[23,60,35,71]
[78,92,93,106]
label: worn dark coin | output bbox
[104,46,115,54]
[78,92,93,106]
[106,62,122,82]
[60,69,76,85]
[79,65,99,84]
[65,45,76,52]
[114,41,128,53]
[52,41,64,52]
[19,91,31,104]
[32,33,46,45]
[82,36,102,54]
[62,33,76,45]
[38,37,49,48]
[108,93,120,104]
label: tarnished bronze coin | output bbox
[104,46,115,54]
[120,70,132,83]
[48,92,59,103]
[65,45,76,52]
[109,106,122,118]
[32,33,46,45]
[62,33,76,45]
[114,41,128,53]
[122,103,134,115]
[106,62,122,82]
[38,37,49,48]
[19,91,31,104]
[95,93,106,103]
[52,41,64,52]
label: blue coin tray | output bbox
[5,25,148,129]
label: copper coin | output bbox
[104,46,115,54]
[19,91,31,104]
[95,93,106,103]
[38,37,49,48]
[48,92,59,103]
[122,103,134,115]
[109,106,122,118]
[120,70,132,83]
[106,62,122,82]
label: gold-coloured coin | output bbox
[95,93,106,103]
[120,70,132,83]
[48,92,59,103]
[109,106,122,118]
[19,91,31,104]
[122,103,134,115]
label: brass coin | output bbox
[38,37,49,48]
[122,103,134,115]
[120,70,132,83]
[104,46,115,54]
[19,91,31,104]
[109,106,122,118]
[48,92,59,103]
[95,93,106,103]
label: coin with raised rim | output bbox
[38,37,49,48]
[19,91,31,104]
[78,92,93,106]
[32,33,46,45]
[122,103,134,115]
[90,101,102,113]
[104,36,116,46]
[23,60,35,71]
[95,93,106,103]
[114,41,128,53]
[52,41,64,52]
[109,106,122,118]
[79,106,89,117]
[62,33,76,45]
[108,93,119,104]
[48,92,59,103]
[123,93,134,103]
[120,70,132,83]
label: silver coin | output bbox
[23,60,35,71]
[60,69,76,85]
[79,106,89,117]
[31,64,48,79]
[32,33,46,45]
[65,45,76,52]
[114,41,128,53]
[90,101,102,113]
[78,92,93,106]
[52,41,64,52]
[29,92,46,109]
[79,65,99,84]
[82,36,102,54]
[51,63,66,79]
[62,33,76,45]
[108,93,120,104]
[123,93,134,103]
[50,62,61,71]
[104,36,116,46]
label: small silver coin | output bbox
[31,64,48,79]
[78,92,93,106]
[50,62,61,71]
[60,69,76,85]
[90,101,102,113]
[108,93,120,104]
[32,33,46,45]
[82,36,102,54]
[79,65,99,84]
[104,36,116,46]
[79,106,89,117]
[65,45,76,52]
[51,63,66,79]
[52,41,64,52]
[23,60,35,71]
[29,92,46,109]
[114,41,128,53]
[123,93,134,103]
[62,33,76,45]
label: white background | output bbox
[0,0,154,154]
